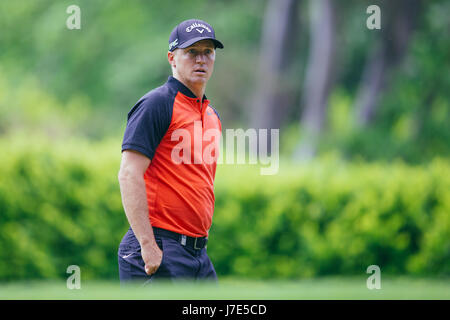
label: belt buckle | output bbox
[193,237,203,250]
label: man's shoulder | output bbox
[127,82,176,119]
[207,104,221,122]
[138,81,176,108]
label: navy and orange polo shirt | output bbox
[121,76,222,237]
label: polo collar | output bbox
[167,76,207,101]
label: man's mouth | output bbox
[194,69,206,74]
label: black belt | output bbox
[153,227,208,250]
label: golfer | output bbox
[117,19,223,284]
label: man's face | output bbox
[169,40,216,88]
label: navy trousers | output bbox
[118,227,218,284]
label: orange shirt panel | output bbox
[145,90,221,237]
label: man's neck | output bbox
[173,75,205,101]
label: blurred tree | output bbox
[354,0,422,126]
[249,0,300,152]
[294,0,336,161]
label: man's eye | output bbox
[189,49,196,55]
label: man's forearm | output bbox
[118,174,156,247]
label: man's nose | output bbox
[195,53,207,64]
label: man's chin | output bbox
[190,76,208,84]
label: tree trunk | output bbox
[354,0,422,127]
[249,0,299,153]
[294,0,336,161]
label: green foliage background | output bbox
[1,0,448,162]
[0,0,449,281]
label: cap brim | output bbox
[178,37,224,49]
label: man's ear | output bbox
[168,51,176,68]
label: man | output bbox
[117,19,224,284]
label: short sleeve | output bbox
[121,92,173,160]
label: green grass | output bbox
[0,277,449,300]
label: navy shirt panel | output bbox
[121,85,175,160]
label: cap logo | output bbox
[169,38,178,50]
[186,22,211,33]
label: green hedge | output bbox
[1,135,449,281]
[211,158,450,279]
[0,135,125,280]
